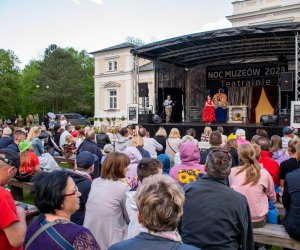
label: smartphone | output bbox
[17,202,28,211]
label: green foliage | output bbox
[125,36,145,46]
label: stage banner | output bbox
[206,62,288,88]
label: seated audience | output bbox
[0,127,14,149]
[256,136,280,187]
[224,139,239,167]
[70,151,98,225]
[139,128,163,159]
[96,125,111,150]
[235,129,250,145]
[115,127,132,152]
[229,144,276,227]
[131,136,151,158]
[157,154,171,174]
[283,167,300,240]
[200,126,211,142]
[165,128,182,165]
[109,175,199,250]
[84,152,130,249]
[217,126,227,145]
[279,140,300,187]
[0,148,27,249]
[24,171,100,249]
[281,126,298,153]
[256,128,268,138]
[170,141,205,186]
[123,146,142,179]
[101,144,114,164]
[15,140,40,182]
[153,126,167,156]
[126,159,162,238]
[181,150,254,250]
[200,131,222,165]
[7,129,26,153]
[270,135,289,165]
[63,134,76,159]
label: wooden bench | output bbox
[8,179,33,201]
[253,223,300,249]
[54,156,75,169]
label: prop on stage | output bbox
[212,89,228,123]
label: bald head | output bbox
[86,129,95,140]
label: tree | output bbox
[125,36,145,46]
[0,49,20,118]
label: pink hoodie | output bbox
[169,141,205,185]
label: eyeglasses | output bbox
[0,156,13,166]
[64,185,79,197]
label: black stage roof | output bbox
[131,23,300,67]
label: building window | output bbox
[109,90,117,109]
[107,60,118,72]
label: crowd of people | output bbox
[0,119,300,250]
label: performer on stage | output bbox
[213,89,228,123]
[202,95,216,124]
[164,95,174,123]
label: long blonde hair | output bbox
[26,126,41,141]
[168,128,181,138]
[236,144,261,185]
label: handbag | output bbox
[167,139,177,154]
[25,218,75,250]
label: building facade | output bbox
[92,42,154,127]
[227,0,300,27]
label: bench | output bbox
[54,156,75,169]
[8,179,33,200]
[253,223,300,249]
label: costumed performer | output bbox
[202,95,215,124]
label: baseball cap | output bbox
[283,126,294,135]
[19,140,32,153]
[76,151,98,169]
[0,148,20,169]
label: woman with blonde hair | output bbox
[270,135,289,165]
[132,136,150,158]
[229,143,276,227]
[154,126,167,156]
[165,128,182,167]
[200,126,212,142]
[27,126,44,156]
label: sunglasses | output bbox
[0,156,13,166]
[64,185,79,197]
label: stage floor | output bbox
[141,122,286,140]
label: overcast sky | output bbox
[0,0,233,68]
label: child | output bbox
[63,134,77,158]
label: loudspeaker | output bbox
[139,114,152,124]
[281,72,293,91]
[260,115,278,126]
[152,114,162,124]
[278,111,290,126]
[138,82,149,97]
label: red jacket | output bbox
[259,150,280,186]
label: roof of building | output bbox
[131,22,300,67]
[139,62,154,72]
[90,42,137,54]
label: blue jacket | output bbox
[283,168,300,240]
[108,232,200,250]
[0,137,14,149]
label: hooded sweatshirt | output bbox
[272,149,289,165]
[169,141,205,185]
[115,134,131,152]
[123,147,142,178]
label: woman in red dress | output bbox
[202,95,216,124]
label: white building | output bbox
[227,0,300,27]
[91,42,154,127]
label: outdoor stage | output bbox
[141,122,285,141]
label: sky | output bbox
[0,0,233,68]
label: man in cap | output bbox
[282,126,297,152]
[70,151,98,225]
[181,150,254,250]
[0,148,27,249]
[0,127,14,150]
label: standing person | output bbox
[165,128,181,166]
[96,125,111,150]
[26,114,33,129]
[70,151,98,225]
[181,150,254,250]
[84,152,130,250]
[0,149,27,250]
[110,175,199,250]
[229,144,276,227]
[202,95,215,124]
[153,126,167,156]
[163,95,174,123]
[15,140,40,182]
[59,115,68,130]
[16,115,23,128]
[114,127,132,152]
[77,129,102,179]
[24,171,100,250]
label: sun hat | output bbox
[19,140,32,153]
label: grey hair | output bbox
[206,151,232,179]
